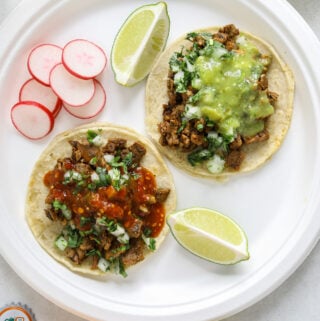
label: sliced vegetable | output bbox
[12,39,110,140]
[10,101,54,140]
[27,43,62,86]
[55,235,68,251]
[96,217,129,244]
[63,79,106,119]
[111,2,170,86]
[52,200,72,220]
[49,63,95,106]
[206,154,225,173]
[62,39,107,79]
[19,78,62,117]
[142,234,156,251]
[98,258,110,272]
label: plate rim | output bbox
[1,0,320,320]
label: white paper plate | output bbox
[0,0,320,320]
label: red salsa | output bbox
[43,131,170,275]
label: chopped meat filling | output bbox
[158,24,279,172]
[43,131,171,275]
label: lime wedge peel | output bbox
[167,207,250,265]
[111,2,170,86]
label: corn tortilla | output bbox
[26,122,176,276]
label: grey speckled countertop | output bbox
[0,0,320,320]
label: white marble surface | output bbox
[0,0,320,320]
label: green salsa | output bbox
[191,35,274,138]
[166,29,276,173]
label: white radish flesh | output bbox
[19,78,62,117]
[27,44,62,86]
[11,101,54,140]
[62,39,107,79]
[64,79,106,119]
[49,63,95,106]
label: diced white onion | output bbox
[110,225,126,237]
[109,224,130,244]
[214,47,228,58]
[64,170,82,181]
[184,105,201,120]
[117,233,130,244]
[122,174,129,181]
[207,131,219,140]
[98,258,110,272]
[55,236,68,251]
[206,155,225,173]
[91,172,99,182]
[184,57,195,72]
[103,154,115,163]
[92,135,106,146]
[236,35,247,45]
[174,70,184,83]
[64,171,72,179]
[108,168,120,181]
[142,234,151,247]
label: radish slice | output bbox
[64,79,106,119]
[11,101,54,140]
[27,44,62,86]
[49,63,95,106]
[53,103,63,118]
[62,39,107,79]
[19,78,62,117]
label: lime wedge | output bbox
[167,207,250,264]
[111,2,170,86]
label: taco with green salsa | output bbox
[26,123,176,276]
[145,24,294,178]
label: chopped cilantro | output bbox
[187,149,212,166]
[148,238,156,251]
[112,244,130,254]
[89,157,98,165]
[143,227,152,237]
[142,232,156,252]
[87,129,99,144]
[123,152,133,169]
[109,155,122,168]
[86,249,102,257]
[96,217,117,232]
[196,123,204,132]
[118,258,127,278]
[110,257,128,278]
[64,227,83,248]
[177,119,187,134]
[188,90,201,104]
[95,167,111,187]
[80,216,91,227]
[186,32,212,42]
[52,200,72,220]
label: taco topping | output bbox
[158,24,279,172]
[43,129,170,276]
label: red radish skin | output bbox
[49,63,95,107]
[19,78,62,117]
[62,39,107,79]
[64,79,106,119]
[11,101,54,140]
[27,44,62,86]
[52,103,63,118]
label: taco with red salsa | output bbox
[145,24,294,179]
[26,123,176,276]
